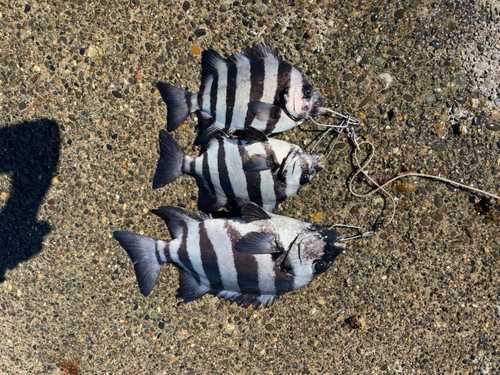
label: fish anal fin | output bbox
[217,290,278,309]
[245,126,269,144]
[195,177,225,214]
[235,232,281,255]
[196,111,226,145]
[176,270,209,302]
[241,203,271,223]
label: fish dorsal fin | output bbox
[245,126,269,144]
[229,43,281,63]
[158,206,203,238]
[241,203,271,223]
[248,101,282,122]
[201,49,227,87]
[235,232,282,255]
[176,270,210,302]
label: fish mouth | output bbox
[309,152,324,172]
[309,96,326,116]
[315,164,324,172]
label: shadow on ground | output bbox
[0,119,60,282]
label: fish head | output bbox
[281,68,325,122]
[282,226,344,284]
[277,148,324,189]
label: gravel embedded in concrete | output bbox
[1,1,500,374]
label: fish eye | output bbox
[302,86,313,99]
[314,261,327,273]
[299,174,309,185]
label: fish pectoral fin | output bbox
[243,154,279,172]
[235,232,282,255]
[176,270,210,302]
[248,101,282,122]
[245,126,269,144]
[241,203,271,223]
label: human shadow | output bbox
[0,119,60,282]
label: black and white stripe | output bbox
[114,205,344,308]
[195,44,312,135]
[180,137,318,213]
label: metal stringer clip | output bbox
[309,108,361,163]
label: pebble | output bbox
[194,29,206,37]
[429,40,440,50]
[88,45,98,58]
[373,57,385,66]
[112,91,123,98]
[471,116,481,125]
[455,74,466,87]
[430,212,443,222]
[403,94,414,102]
[491,53,500,61]
[19,102,27,110]
[420,217,431,226]
[378,231,388,240]
[343,73,354,81]
[394,9,405,19]
[485,123,500,132]
[182,1,190,11]
[378,73,393,88]
[477,61,489,70]
[434,194,443,208]
[264,324,275,331]
[190,46,200,54]
[425,93,436,104]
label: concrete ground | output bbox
[1,0,499,373]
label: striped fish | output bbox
[157,43,326,142]
[152,127,323,213]
[113,203,344,308]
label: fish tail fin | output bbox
[153,130,191,189]
[195,111,226,145]
[113,231,169,297]
[157,82,197,131]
